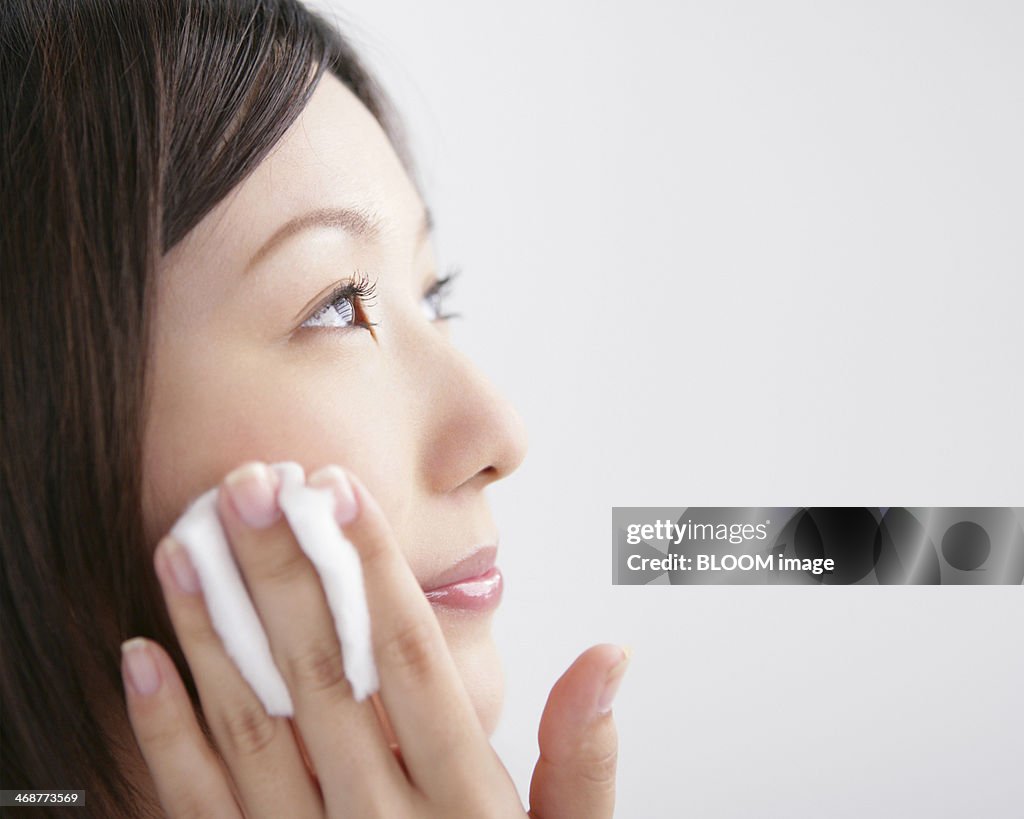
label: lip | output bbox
[421,544,502,612]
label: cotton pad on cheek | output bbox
[169,461,379,717]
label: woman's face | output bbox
[141,74,528,737]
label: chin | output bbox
[438,617,505,736]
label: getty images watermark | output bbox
[612,508,1024,585]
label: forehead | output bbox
[166,73,421,270]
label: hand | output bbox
[121,462,630,817]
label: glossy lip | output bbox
[419,544,503,612]
[419,544,498,592]
[424,566,502,612]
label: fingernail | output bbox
[161,537,200,595]
[122,638,162,697]
[224,462,280,528]
[596,645,631,715]
[307,465,359,526]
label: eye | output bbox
[300,273,378,331]
[302,296,355,328]
[422,267,462,322]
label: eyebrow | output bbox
[245,204,433,272]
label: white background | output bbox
[315,2,1022,816]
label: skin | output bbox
[129,73,628,817]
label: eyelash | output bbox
[300,266,461,331]
[302,271,380,331]
[423,266,461,322]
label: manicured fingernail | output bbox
[307,465,359,526]
[161,537,200,595]
[596,645,632,715]
[122,638,161,696]
[224,462,280,528]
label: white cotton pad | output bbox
[169,461,379,716]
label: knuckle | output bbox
[137,716,185,753]
[574,741,619,788]
[364,802,408,819]
[216,699,278,758]
[380,615,441,682]
[176,609,224,652]
[254,545,310,587]
[171,798,221,819]
[286,639,347,694]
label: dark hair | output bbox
[0,1,410,814]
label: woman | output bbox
[0,0,630,816]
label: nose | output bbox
[411,336,529,495]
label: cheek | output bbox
[142,344,409,542]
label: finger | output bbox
[311,466,499,800]
[527,644,630,819]
[217,461,409,814]
[122,637,243,819]
[153,536,323,819]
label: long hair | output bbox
[0,1,409,814]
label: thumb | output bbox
[528,644,631,819]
